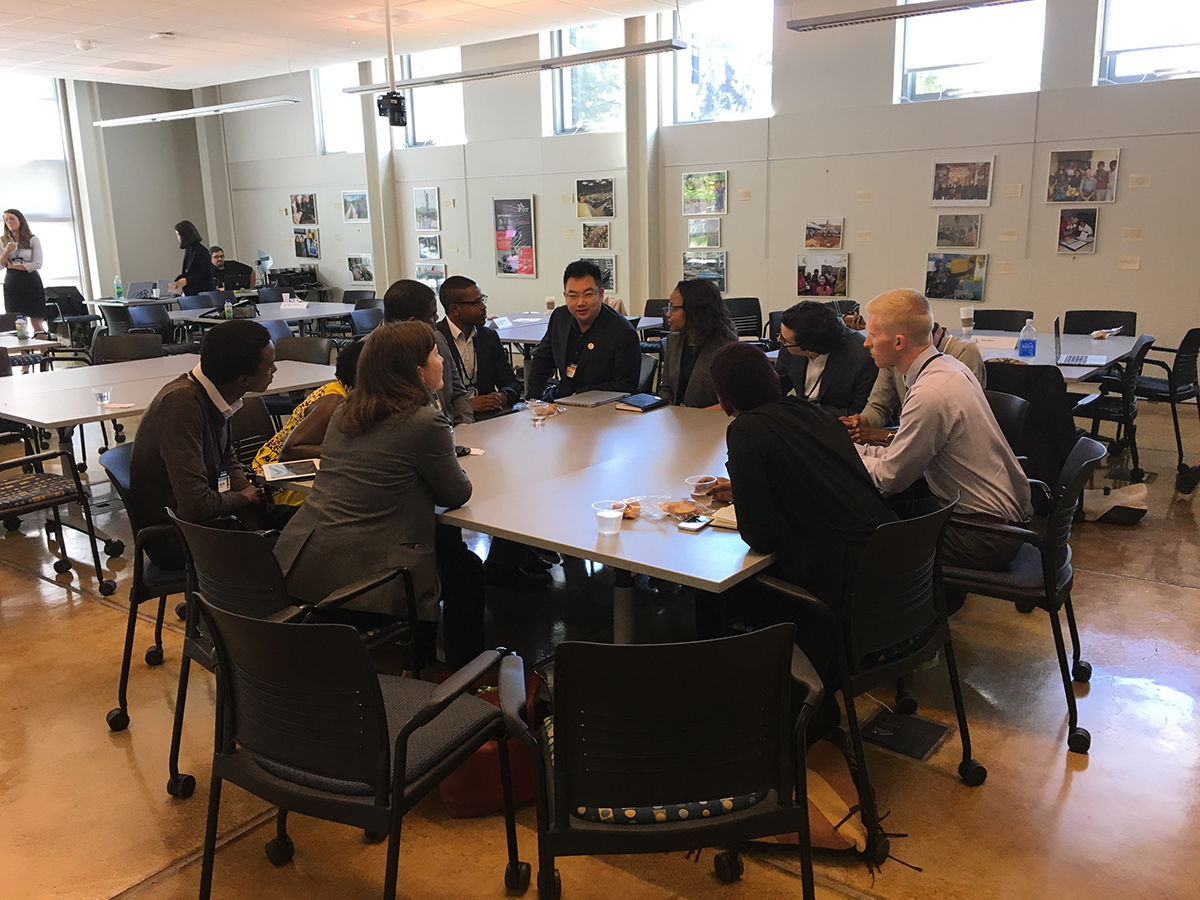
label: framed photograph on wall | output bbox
[414,187,441,230]
[579,256,616,291]
[682,250,726,293]
[1047,149,1120,202]
[415,263,447,292]
[493,196,536,277]
[936,214,981,248]
[582,222,610,249]
[804,218,843,249]
[293,227,319,259]
[797,252,848,297]
[930,158,994,207]
[418,235,441,260]
[290,193,317,225]
[1058,208,1098,254]
[347,254,374,283]
[577,178,615,217]
[342,191,369,223]
[688,217,720,248]
[682,171,727,215]
[926,253,988,302]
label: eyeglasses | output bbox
[564,289,599,301]
[777,337,804,350]
[451,295,488,307]
[667,304,684,313]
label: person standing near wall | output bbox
[1,209,47,332]
[168,220,213,296]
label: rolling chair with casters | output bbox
[264,336,335,428]
[1071,333,1156,482]
[941,437,1107,754]
[1134,327,1200,481]
[973,309,1033,332]
[196,598,527,900]
[98,443,186,732]
[127,303,199,355]
[756,497,986,870]
[503,625,823,900]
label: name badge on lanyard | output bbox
[217,467,231,493]
[565,364,578,379]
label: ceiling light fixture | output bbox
[342,38,687,95]
[787,0,1032,33]
[92,95,301,128]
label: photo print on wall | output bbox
[342,191,369,223]
[805,218,843,250]
[577,178,615,218]
[682,171,727,215]
[926,253,988,302]
[290,193,317,225]
[579,256,616,291]
[1047,149,1120,203]
[582,222,610,249]
[682,250,726,293]
[688,217,720,248]
[414,187,441,230]
[348,254,374,283]
[418,235,441,260]
[415,263,447,292]
[1057,208,1097,254]
[294,227,319,259]
[797,252,848,297]
[936,214,982,249]
[493,196,536,277]
[931,158,994,207]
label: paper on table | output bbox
[970,335,1018,350]
[280,299,308,309]
[490,316,513,329]
[710,505,738,530]
[101,402,135,409]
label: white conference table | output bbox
[167,301,352,326]
[963,330,1138,382]
[2,335,61,355]
[492,311,658,347]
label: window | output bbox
[551,22,626,135]
[0,74,80,287]
[672,0,773,125]
[403,47,466,147]
[898,0,1046,103]
[1099,0,1200,84]
[316,63,366,154]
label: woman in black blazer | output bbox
[169,220,213,296]
[657,278,738,407]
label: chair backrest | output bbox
[1063,309,1137,335]
[843,499,957,681]
[342,290,376,307]
[171,514,293,618]
[127,303,172,331]
[1114,334,1157,404]
[0,351,11,377]
[1044,436,1107,573]
[767,310,783,344]
[43,285,90,318]
[230,396,276,470]
[984,390,1029,453]
[350,307,384,336]
[262,319,294,343]
[275,335,333,365]
[822,299,859,317]
[98,304,134,335]
[1170,327,1200,390]
[126,281,154,299]
[983,362,1077,485]
[199,599,391,796]
[257,286,284,305]
[724,297,762,339]
[642,298,668,320]
[181,293,217,310]
[551,624,797,821]
[92,333,163,364]
[637,353,658,394]
[98,443,149,534]
[973,309,1033,332]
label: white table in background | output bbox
[962,330,1138,383]
[168,302,352,328]
[2,335,61,355]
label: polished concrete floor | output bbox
[2,402,1198,900]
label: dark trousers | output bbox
[435,523,486,668]
[942,520,1024,571]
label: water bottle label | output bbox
[1018,338,1036,358]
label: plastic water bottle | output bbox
[1018,319,1037,359]
[113,274,123,300]
[224,299,234,320]
[14,316,28,339]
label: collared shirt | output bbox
[446,318,478,389]
[191,364,242,419]
[803,352,828,399]
[859,331,985,428]
[858,346,1032,521]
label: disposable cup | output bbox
[685,475,718,500]
[593,501,626,535]
[94,387,112,405]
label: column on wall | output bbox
[624,15,662,309]
[193,85,236,254]
[361,59,402,290]
[63,79,119,299]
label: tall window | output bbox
[0,74,80,287]
[403,47,466,147]
[551,22,626,135]
[316,63,366,154]
[898,0,1046,102]
[1099,0,1200,84]
[672,0,773,125]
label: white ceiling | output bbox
[0,0,680,90]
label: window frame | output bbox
[548,24,627,136]
[314,64,365,156]
[1097,0,1200,85]
[396,49,466,148]
[668,4,774,126]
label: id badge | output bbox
[217,468,231,492]
[565,364,578,379]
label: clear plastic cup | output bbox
[93,387,112,405]
[593,501,626,535]
[685,475,718,500]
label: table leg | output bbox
[613,568,635,644]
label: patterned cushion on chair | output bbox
[0,472,76,511]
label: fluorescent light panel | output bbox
[343,39,686,95]
[787,0,1032,33]
[93,95,301,128]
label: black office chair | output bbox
[756,497,985,868]
[350,307,384,337]
[97,302,134,336]
[724,298,762,340]
[343,290,378,307]
[44,285,101,349]
[984,362,1079,489]
[127,303,199,355]
[1135,327,1200,477]
[822,299,859,318]
[257,286,284,305]
[985,390,1030,456]
[229,396,276,471]
[766,310,783,349]
[1071,333,1156,482]
[197,599,527,900]
[503,625,822,899]
[638,299,669,353]
[637,354,658,395]
[98,443,187,732]
[973,309,1033,332]
[265,337,335,428]
[91,333,164,457]
[1063,309,1137,336]
[188,292,222,310]
[942,436,1106,753]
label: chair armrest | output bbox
[1150,344,1179,355]
[1142,358,1172,375]
[0,449,63,473]
[754,574,835,621]
[267,605,310,623]
[498,651,530,738]
[1072,392,1099,411]
[946,515,1045,553]
[134,522,182,555]
[397,649,503,739]
[127,327,157,335]
[312,567,399,611]
[789,646,824,718]
[1027,478,1052,505]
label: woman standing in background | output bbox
[168,220,213,296]
[1,209,47,332]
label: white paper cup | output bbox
[593,501,626,535]
[959,305,975,335]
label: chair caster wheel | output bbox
[1068,726,1091,754]
[264,834,294,867]
[145,645,164,666]
[3,516,21,532]
[104,539,125,557]
[865,833,890,867]
[1072,660,1092,683]
[537,868,561,900]
[895,690,918,715]
[958,759,988,786]
[53,559,72,574]
[1109,440,1125,456]
[363,829,386,844]
[1130,468,1145,483]
[1015,601,1036,614]
[99,447,109,455]
[175,601,188,620]
[106,708,129,732]
[714,849,744,884]
[115,434,126,444]
[505,861,531,893]
[167,773,196,798]
[99,579,116,596]
[78,462,88,473]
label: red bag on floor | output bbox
[438,674,540,818]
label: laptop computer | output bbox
[1055,316,1106,367]
[553,390,630,408]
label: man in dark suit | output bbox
[526,260,640,401]
[774,300,877,417]
[436,276,522,419]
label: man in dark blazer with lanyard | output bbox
[436,276,522,419]
[526,260,641,401]
[774,300,877,418]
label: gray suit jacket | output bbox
[273,405,472,621]
[657,332,736,408]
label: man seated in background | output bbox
[854,289,1031,572]
[129,320,280,570]
[209,246,256,291]
[436,276,522,419]
[382,279,474,425]
[774,300,877,417]
[526,260,640,401]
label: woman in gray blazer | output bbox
[274,321,475,664]
[657,279,738,407]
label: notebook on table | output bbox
[554,390,630,408]
[615,393,668,412]
[1054,316,1106,367]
